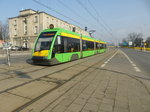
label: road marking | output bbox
[132,63,136,67]
[101,64,106,68]
[101,50,119,68]
[134,67,141,72]
[120,50,141,72]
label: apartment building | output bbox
[9,9,90,49]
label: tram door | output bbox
[53,36,63,61]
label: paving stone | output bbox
[115,100,128,109]
[0,93,30,112]
[142,105,150,112]
[99,103,113,112]
[128,95,143,112]
[79,93,91,100]
[67,103,83,112]
[51,104,67,112]
[74,98,87,105]
[102,98,114,105]
[87,97,102,105]
[115,96,128,103]
[92,93,104,100]
[83,103,99,112]
[114,107,129,112]
[9,80,57,99]
[81,109,89,112]
[59,98,73,107]
[105,93,116,100]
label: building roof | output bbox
[8,9,83,30]
[19,9,37,12]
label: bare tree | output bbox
[0,20,9,41]
[2,22,9,41]
[134,37,143,47]
[127,32,143,47]
[0,21,3,40]
[146,37,150,47]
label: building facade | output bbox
[9,9,90,49]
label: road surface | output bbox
[0,48,149,112]
[121,48,150,76]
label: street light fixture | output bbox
[89,30,96,37]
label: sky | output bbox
[0,0,150,44]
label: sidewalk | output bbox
[0,49,149,112]
[20,60,150,112]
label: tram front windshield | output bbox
[35,32,56,51]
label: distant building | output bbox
[9,9,90,49]
[0,40,4,48]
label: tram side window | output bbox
[63,37,80,52]
[96,43,102,49]
[101,44,104,49]
[102,44,106,49]
[104,44,107,49]
[53,36,64,53]
[86,41,94,50]
[82,40,87,51]
[96,43,100,49]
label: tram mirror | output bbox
[57,36,61,45]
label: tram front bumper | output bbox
[32,56,51,65]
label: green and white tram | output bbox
[32,27,107,65]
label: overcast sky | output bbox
[0,0,150,43]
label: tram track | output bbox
[0,49,116,94]
[0,65,49,81]
[12,49,117,112]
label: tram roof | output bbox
[42,28,107,44]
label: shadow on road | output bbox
[13,70,32,79]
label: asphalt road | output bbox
[0,52,31,65]
[121,48,150,77]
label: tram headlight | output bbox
[49,24,54,29]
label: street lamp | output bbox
[23,39,28,48]
[89,30,96,37]
[143,39,146,51]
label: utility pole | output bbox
[143,39,146,51]
[80,34,83,58]
[6,48,10,66]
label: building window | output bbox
[34,26,38,34]
[14,29,17,36]
[69,26,71,30]
[23,18,27,24]
[34,16,38,23]
[47,17,49,23]
[24,25,27,35]
[14,20,17,26]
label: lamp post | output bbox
[89,30,96,38]
[23,39,28,49]
[143,39,146,51]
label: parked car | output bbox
[21,46,29,50]
[11,46,22,51]
[3,46,11,50]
